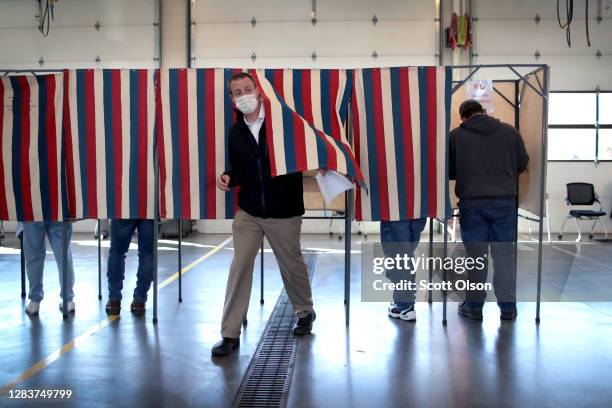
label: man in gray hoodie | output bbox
[449,99,529,321]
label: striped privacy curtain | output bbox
[252,69,363,184]
[156,68,364,220]
[352,66,451,221]
[2,66,452,223]
[156,68,239,220]
[63,69,156,220]
[0,74,64,221]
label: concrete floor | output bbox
[0,231,612,407]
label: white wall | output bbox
[473,0,612,90]
[0,0,159,69]
[191,0,437,68]
[161,0,187,67]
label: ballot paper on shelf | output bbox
[315,170,355,206]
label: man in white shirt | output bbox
[244,99,265,143]
[212,72,315,356]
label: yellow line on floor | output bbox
[0,235,233,396]
[159,236,233,289]
[550,242,610,269]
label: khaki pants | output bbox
[221,210,314,338]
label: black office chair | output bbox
[558,182,608,242]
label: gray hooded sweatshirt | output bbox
[449,114,529,200]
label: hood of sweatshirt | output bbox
[459,114,501,135]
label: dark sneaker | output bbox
[500,309,518,321]
[105,300,121,316]
[388,303,416,321]
[211,337,240,356]
[130,300,146,317]
[293,311,316,335]
[458,302,483,321]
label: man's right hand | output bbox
[217,174,231,191]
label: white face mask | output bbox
[235,94,259,115]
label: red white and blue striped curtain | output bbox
[253,69,363,183]
[1,66,451,224]
[63,69,156,220]
[157,68,239,220]
[0,74,65,222]
[351,67,452,221]
[156,68,364,220]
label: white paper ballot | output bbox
[315,170,355,206]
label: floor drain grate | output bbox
[233,254,316,408]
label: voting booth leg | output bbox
[513,201,519,310]
[178,219,183,303]
[20,235,26,299]
[535,66,550,324]
[260,242,264,304]
[153,140,159,325]
[98,220,102,300]
[343,207,347,305]
[61,222,68,318]
[153,219,159,324]
[344,190,353,326]
[442,217,448,326]
[428,218,434,304]
[536,218,544,324]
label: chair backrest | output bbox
[566,182,596,205]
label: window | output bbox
[600,93,612,125]
[549,93,596,125]
[548,129,596,160]
[547,91,612,162]
[598,129,612,160]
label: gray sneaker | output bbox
[58,301,76,313]
[25,301,40,316]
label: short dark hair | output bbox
[228,72,257,95]
[459,99,485,119]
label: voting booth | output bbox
[1,64,549,324]
[446,64,550,323]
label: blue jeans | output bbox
[22,221,75,302]
[459,198,517,311]
[107,219,154,302]
[381,218,427,310]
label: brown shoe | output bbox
[105,300,121,316]
[130,300,146,316]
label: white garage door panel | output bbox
[0,0,155,26]
[476,20,612,55]
[0,0,158,69]
[477,0,552,19]
[0,26,157,68]
[194,21,434,59]
[194,0,307,22]
[193,0,434,22]
[193,55,437,69]
[317,0,435,20]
